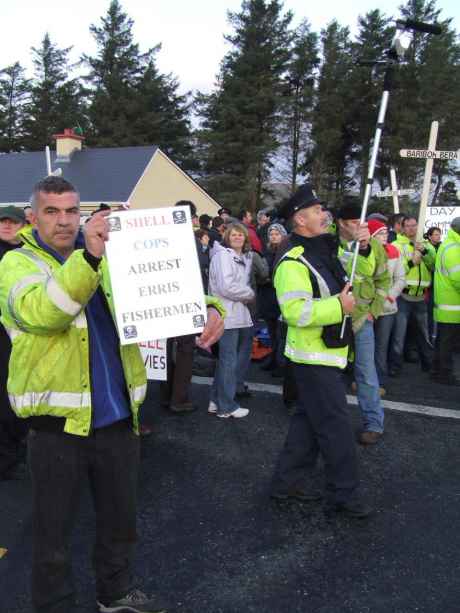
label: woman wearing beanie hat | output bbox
[369,219,406,391]
[258,223,289,377]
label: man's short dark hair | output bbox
[389,213,405,227]
[175,200,197,217]
[237,208,250,221]
[402,215,417,226]
[30,177,79,211]
[212,216,225,229]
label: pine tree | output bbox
[309,21,353,202]
[388,0,459,204]
[347,10,394,192]
[131,54,194,168]
[84,0,149,146]
[23,33,84,151]
[0,62,30,152]
[276,20,319,192]
[197,0,293,210]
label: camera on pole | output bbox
[340,18,442,338]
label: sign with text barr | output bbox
[105,206,206,345]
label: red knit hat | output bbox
[367,219,387,237]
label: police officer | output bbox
[270,184,373,519]
[432,217,460,385]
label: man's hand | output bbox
[339,282,356,315]
[357,223,370,250]
[412,250,422,265]
[196,307,225,349]
[83,211,110,258]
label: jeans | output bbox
[374,313,396,387]
[210,327,254,415]
[272,363,359,504]
[354,319,384,433]
[392,297,433,370]
[28,421,139,613]
[236,326,254,394]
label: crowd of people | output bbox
[1,176,459,613]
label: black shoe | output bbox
[271,488,323,503]
[170,402,197,413]
[235,385,252,399]
[1,462,28,481]
[324,500,374,519]
[260,360,276,371]
[285,402,297,416]
[97,589,167,613]
[270,368,284,378]
[431,373,460,386]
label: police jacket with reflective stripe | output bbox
[338,237,390,332]
[395,234,435,299]
[0,225,147,437]
[434,228,460,323]
[274,233,349,369]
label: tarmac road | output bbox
[1,360,460,613]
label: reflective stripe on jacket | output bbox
[0,225,148,436]
[395,234,435,298]
[434,228,460,323]
[274,245,348,369]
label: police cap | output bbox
[279,183,321,220]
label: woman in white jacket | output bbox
[369,219,406,391]
[208,223,254,418]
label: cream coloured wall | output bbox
[129,149,220,215]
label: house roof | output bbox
[0,146,157,204]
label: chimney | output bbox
[53,128,84,161]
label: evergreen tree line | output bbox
[0,0,459,211]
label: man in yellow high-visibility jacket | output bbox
[270,184,373,519]
[0,176,224,613]
[432,217,460,385]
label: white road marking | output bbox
[191,376,460,420]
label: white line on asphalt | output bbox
[191,376,460,420]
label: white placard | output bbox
[139,339,167,380]
[424,206,460,239]
[105,206,207,345]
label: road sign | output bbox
[400,149,460,161]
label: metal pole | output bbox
[340,89,390,337]
[45,146,52,176]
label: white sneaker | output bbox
[217,407,249,419]
[208,401,218,414]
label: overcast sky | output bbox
[1,1,459,93]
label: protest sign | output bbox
[105,206,207,345]
[424,206,460,239]
[139,339,167,381]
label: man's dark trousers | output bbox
[272,363,359,504]
[0,324,28,478]
[432,322,460,378]
[160,334,195,406]
[28,420,140,613]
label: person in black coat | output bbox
[0,206,28,480]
